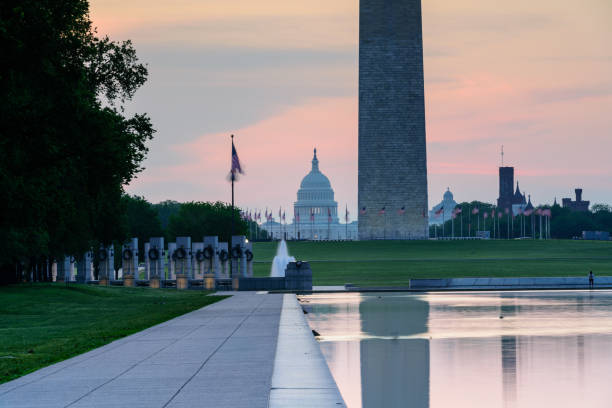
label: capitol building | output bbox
[261,149,357,240]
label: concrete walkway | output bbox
[270,295,346,407]
[0,292,283,408]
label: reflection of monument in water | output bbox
[359,295,429,408]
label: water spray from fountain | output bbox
[270,239,295,278]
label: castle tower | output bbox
[497,167,514,210]
[358,0,429,239]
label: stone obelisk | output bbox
[358,0,429,240]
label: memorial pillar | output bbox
[175,236,192,289]
[218,242,229,279]
[148,237,164,288]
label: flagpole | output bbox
[468,204,471,237]
[345,205,348,240]
[442,210,445,238]
[230,135,235,278]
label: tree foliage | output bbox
[0,1,153,282]
[122,195,163,253]
[153,200,182,230]
[166,202,248,243]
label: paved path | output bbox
[270,295,345,407]
[0,292,283,408]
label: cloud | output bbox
[128,97,358,212]
[94,12,357,50]
[530,83,612,104]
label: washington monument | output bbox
[358,0,429,239]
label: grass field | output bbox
[252,240,612,286]
[0,284,225,384]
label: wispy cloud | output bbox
[530,83,612,104]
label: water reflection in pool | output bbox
[301,291,612,408]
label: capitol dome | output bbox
[294,148,338,225]
[299,149,332,190]
[443,188,454,201]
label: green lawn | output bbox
[0,284,225,384]
[252,240,612,286]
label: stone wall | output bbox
[358,0,428,240]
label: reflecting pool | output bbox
[301,291,612,408]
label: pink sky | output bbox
[90,0,612,219]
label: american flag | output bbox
[498,212,503,218]
[360,207,367,215]
[524,209,533,216]
[310,209,315,221]
[328,208,332,223]
[505,207,510,214]
[398,206,406,215]
[472,208,479,215]
[345,206,349,222]
[455,208,462,214]
[435,206,444,216]
[231,137,243,176]
[282,211,286,222]
[295,211,300,222]
[491,209,495,217]
[484,212,489,219]
[379,207,386,215]
[422,209,427,218]
[542,208,552,217]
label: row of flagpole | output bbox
[239,205,355,240]
[431,205,553,239]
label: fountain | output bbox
[270,240,295,277]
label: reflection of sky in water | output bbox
[302,291,612,408]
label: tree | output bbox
[122,195,163,254]
[166,202,247,243]
[154,200,182,230]
[0,1,153,283]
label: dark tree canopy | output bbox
[0,1,154,282]
[154,200,182,230]
[122,195,163,253]
[166,202,248,243]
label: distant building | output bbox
[562,189,590,212]
[260,149,357,240]
[429,188,458,226]
[497,166,527,214]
